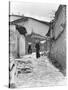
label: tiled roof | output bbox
[9,15,50,26]
[10,16,28,25]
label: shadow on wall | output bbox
[49,29,66,76]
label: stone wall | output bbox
[50,6,66,75]
[10,25,18,58]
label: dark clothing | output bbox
[36,51,40,58]
[35,43,40,58]
[28,45,32,54]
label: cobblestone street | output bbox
[10,53,66,88]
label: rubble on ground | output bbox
[10,53,66,88]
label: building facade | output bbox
[50,5,66,75]
[10,16,50,58]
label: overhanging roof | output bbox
[9,15,50,26]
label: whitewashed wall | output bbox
[17,18,49,36]
[16,19,49,56]
[10,18,49,57]
[10,24,26,57]
[19,35,25,57]
[10,25,18,58]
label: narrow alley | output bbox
[10,52,66,88]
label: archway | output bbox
[16,25,27,58]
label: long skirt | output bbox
[36,50,40,58]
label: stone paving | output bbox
[10,53,66,88]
